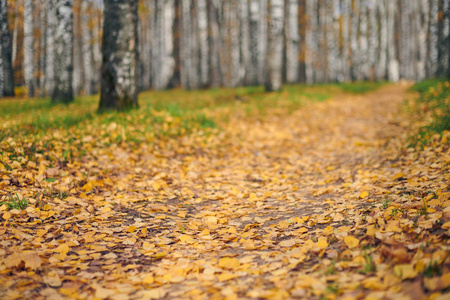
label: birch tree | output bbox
[285,0,299,83]
[239,0,251,85]
[52,0,74,103]
[46,0,55,95]
[24,0,34,96]
[99,0,139,111]
[265,0,284,91]
[0,0,15,96]
[386,0,399,82]
[341,0,351,81]
[81,0,93,95]
[198,0,209,87]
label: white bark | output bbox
[239,0,251,85]
[46,0,55,96]
[368,0,378,80]
[341,0,351,81]
[266,0,284,91]
[52,0,74,102]
[358,0,368,80]
[258,0,268,84]
[427,0,438,77]
[24,0,34,96]
[377,0,388,80]
[198,0,209,87]
[286,0,299,83]
[327,0,339,82]
[305,0,316,84]
[81,0,93,95]
[386,0,399,82]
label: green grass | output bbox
[409,79,450,146]
[0,194,28,211]
[334,81,386,94]
[0,83,386,167]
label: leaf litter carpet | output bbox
[1,85,449,299]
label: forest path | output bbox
[2,84,449,300]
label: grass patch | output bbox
[0,194,28,211]
[408,79,450,146]
[1,83,377,166]
[335,81,386,94]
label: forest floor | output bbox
[0,83,449,300]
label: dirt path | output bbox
[1,85,449,300]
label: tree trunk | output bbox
[207,0,222,87]
[24,0,34,97]
[265,0,285,91]
[52,0,74,103]
[305,0,317,84]
[81,0,93,95]
[46,0,55,96]
[285,0,299,83]
[341,0,351,81]
[99,0,138,111]
[240,0,251,85]
[0,0,15,96]
[377,0,388,80]
[386,0,399,82]
[198,0,209,87]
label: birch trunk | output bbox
[240,0,251,85]
[207,0,222,87]
[305,0,317,84]
[327,0,339,82]
[377,0,388,80]
[0,0,15,96]
[386,0,399,82]
[52,0,74,103]
[368,0,378,80]
[198,0,209,87]
[99,0,138,111]
[46,0,55,96]
[81,0,93,95]
[258,0,268,84]
[358,0,368,81]
[341,0,351,81]
[170,0,181,88]
[427,0,438,77]
[249,0,259,85]
[265,0,284,91]
[24,0,34,96]
[39,0,46,96]
[417,0,429,80]
[285,0,299,83]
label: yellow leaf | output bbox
[54,244,70,254]
[393,173,404,180]
[23,252,43,270]
[141,288,166,299]
[249,193,258,201]
[316,237,328,249]
[179,235,194,243]
[363,277,385,290]
[219,257,240,269]
[153,252,167,259]
[394,264,418,280]
[127,225,137,233]
[359,191,369,199]
[2,211,11,220]
[44,275,62,287]
[219,273,237,282]
[142,275,155,284]
[344,236,360,249]
[82,181,95,193]
[442,222,450,229]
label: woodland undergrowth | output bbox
[0,82,449,300]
